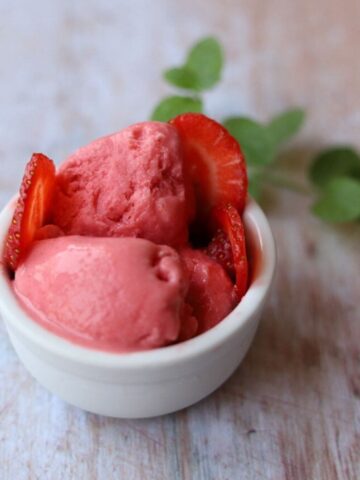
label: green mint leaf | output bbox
[312,177,360,222]
[186,37,223,90]
[151,96,203,122]
[248,172,264,200]
[309,147,360,187]
[164,67,198,90]
[267,108,305,147]
[223,117,275,166]
[164,37,223,91]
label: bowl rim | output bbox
[0,197,276,370]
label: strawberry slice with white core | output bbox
[170,113,248,218]
[209,203,249,300]
[3,153,56,271]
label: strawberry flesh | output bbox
[170,113,248,221]
[209,203,249,300]
[206,229,235,281]
[3,153,56,271]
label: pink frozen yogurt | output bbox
[14,236,195,352]
[9,120,243,353]
[181,248,236,334]
[52,122,191,247]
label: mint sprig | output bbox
[223,109,305,166]
[151,36,360,224]
[151,37,222,122]
[223,111,306,200]
[309,147,360,187]
[164,37,223,92]
[312,177,360,222]
[268,109,305,148]
[309,147,360,222]
[223,118,275,166]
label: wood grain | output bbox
[0,1,359,479]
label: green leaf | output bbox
[223,117,276,166]
[186,37,223,90]
[312,177,360,222]
[164,37,223,91]
[164,67,198,90]
[248,172,264,200]
[309,147,360,187]
[267,108,305,147]
[151,96,203,122]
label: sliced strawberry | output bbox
[170,113,248,219]
[210,203,249,300]
[3,153,56,271]
[206,229,234,280]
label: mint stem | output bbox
[264,171,310,195]
[249,166,310,195]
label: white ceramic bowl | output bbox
[0,198,275,418]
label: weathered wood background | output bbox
[0,1,359,479]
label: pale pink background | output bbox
[0,1,359,479]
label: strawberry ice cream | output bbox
[181,249,236,333]
[14,236,195,351]
[5,114,249,353]
[52,122,192,248]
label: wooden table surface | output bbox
[0,1,359,479]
